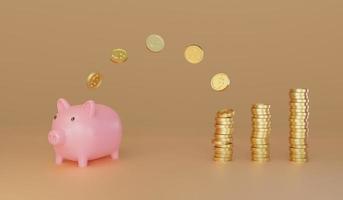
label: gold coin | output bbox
[251,107,271,111]
[214,154,232,158]
[214,131,233,136]
[253,121,272,125]
[252,127,272,131]
[290,102,309,106]
[215,125,234,129]
[214,131,233,135]
[214,151,232,155]
[290,125,309,129]
[214,134,232,138]
[290,158,307,163]
[289,138,307,145]
[252,144,269,148]
[216,117,234,122]
[214,151,233,156]
[146,34,165,52]
[210,73,230,91]
[290,112,309,117]
[214,147,232,151]
[290,107,309,112]
[290,117,309,121]
[289,93,309,98]
[184,44,204,64]
[214,144,233,148]
[290,118,308,122]
[290,147,307,153]
[290,131,308,136]
[252,118,272,123]
[290,109,309,113]
[252,158,270,162]
[252,134,270,139]
[217,108,235,117]
[252,135,270,139]
[290,97,309,101]
[290,104,309,108]
[290,144,307,149]
[214,152,232,156]
[87,72,102,89]
[290,154,308,159]
[111,48,128,63]
[214,129,233,135]
[251,148,269,153]
[290,88,309,93]
[253,126,271,130]
[290,129,309,135]
[213,157,232,162]
[252,154,270,158]
[251,138,269,144]
[290,136,307,140]
[252,111,271,116]
[252,115,272,119]
[215,119,234,125]
[290,99,309,103]
[214,147,233,151]
[252,155,270,159]
[252,128,272,132]
[215,124,234,129]
[253,104,271,109]
[212,140,233,146]
[290,120,308,124]
[290,131,309,135]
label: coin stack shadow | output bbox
[251,104,271,162]
[289,88,309,163]
[212,109,235,162]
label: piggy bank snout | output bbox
[48,130,65,146]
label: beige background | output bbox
[1,0,343,199]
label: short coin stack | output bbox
[212,109,235,162]
[289,88,309,163]
[251,104,271,162]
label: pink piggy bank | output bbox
[48,98,122,167]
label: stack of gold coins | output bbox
[289,88,309,163]
[212,108,235,162]
[251,104,271,162]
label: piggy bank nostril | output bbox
[48,131,65,145]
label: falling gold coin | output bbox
[210,73,230,91]
[184,44,204,64]
[87,72,102,89]
[146,34,165,52]
[111,48,128,63]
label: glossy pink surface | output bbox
[48,98,122,167]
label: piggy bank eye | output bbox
[71,117,75,121]
[53,115,57,120]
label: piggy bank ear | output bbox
[57,98,70,112]
[83,100,95,117]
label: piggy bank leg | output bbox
[111,151,119,160]
[78,157,88,168]
[55,154,63,165]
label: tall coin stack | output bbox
[289,88,309,163]
[212,108,235,162]
[251,104,271,162]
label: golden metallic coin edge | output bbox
[111,48,128,63]
[87,72,102,89]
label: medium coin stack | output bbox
[212,108,235,162]
[251,104,271,162]
[289,88,309,163]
